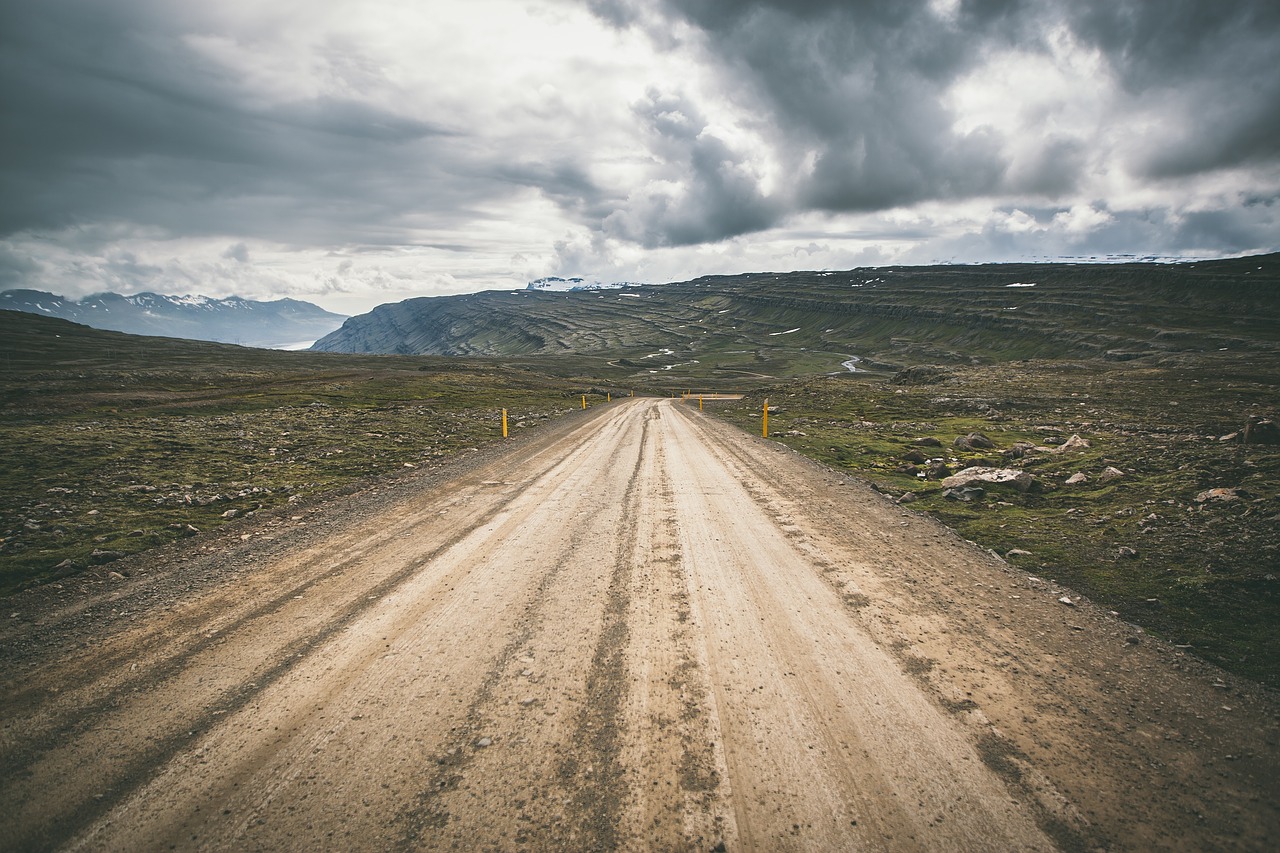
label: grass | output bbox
[0,311,609,594]
[706,356,1280,686]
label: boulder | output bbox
[1003,441,1039,459]
[912,437,943,447]
[901,449,929,464]
[1065,472,1089,486]
[924,461,951,480]
[1051,434,1091,453]
[1099,466,1125,482]
[1242,417,1280,445]
[954,432,996,451]
[943,486,985,502]
[1195,487,1245,503]
[941,467,1036,493]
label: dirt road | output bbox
[2,399,1277,851]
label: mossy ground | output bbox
[0,312,603,593]
[707,356,1280,686]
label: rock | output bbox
[1195,487,1245,503]
[924,461,951,480]
[89,549,124,565]
[942,467,1036,493]
[1058,596,1075,606]
[965,432,996,449]
[1052,434,1091,453]
[106,571,125,581]
[1065,472,1089,485]
[912,437,943,447]
[475,737,493,748]
[943,486,985,502]
[221,509,239,519]
[902,449,929,464]
[895,464,920,476]
[785,429,806,436]
[1099,466,1125,482]
[519,697,536,706]
[1003,441,1038,459]
[1006,548,1033,558]
[1241,417,1280,445]
[1117,546,1138,559]
[896,492,919,504]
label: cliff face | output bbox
[311,256,1280,373]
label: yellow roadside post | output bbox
[581,395,587,409]
[502,409,508,438]
[699,394,703,411]
[762,398,769,437]
[607,392,611,402]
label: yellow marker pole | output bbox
[607,392,611,402]
[502,409,508,438]
[762,398,769,437]
[582,395,587,410]
[699,394,703,411]
[630,390,634,397]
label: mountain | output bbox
[526,276,646,292]
[0,290,347,349]
[310,255,1280,380]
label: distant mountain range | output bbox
[311,255,1280,379]
[0,290,346,349]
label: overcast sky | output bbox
[2,0,1277,314]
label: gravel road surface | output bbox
[2,398,1276,851]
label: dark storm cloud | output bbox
[1065,0,1280,178]
[591,0,1280,244]
[0,0,486,246]
[603,88,782,247]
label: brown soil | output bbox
[1,399,1276,851]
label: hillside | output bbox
[0,310,584,594]
[0,289,346,349]
[312,255,1280,379]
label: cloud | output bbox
[600,88,782,247]
[590,0,1280,241]
[0,0,1276,313]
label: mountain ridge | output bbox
[311,255,1280,379]
[0,289,346,349]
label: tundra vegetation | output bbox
[0,311,586,595]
